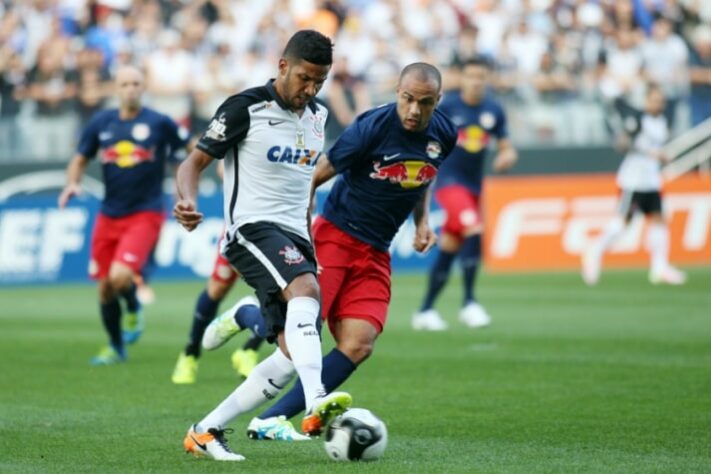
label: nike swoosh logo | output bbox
[190,434,208,451]
[383,153,401,161]
[268,378,284,389]
[297,323,313,328]
[269,119,286,126]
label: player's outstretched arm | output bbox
[58,154,89,209]
[174,149,214,232]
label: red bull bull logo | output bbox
[370,161,438,189]
[458,125,489,153]
[101,140,154,168]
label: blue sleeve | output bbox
[76,114,102,159]
[494,104,508,140]
[163,116,189,163]
[327,113,373,173]
[441,116,458,158]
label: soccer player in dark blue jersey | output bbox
[205,62,457,440]
[58,65,188,365]
[413,56,517,331]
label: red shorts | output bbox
[434,185,482,239]
[211,234,239,284]
[90,211,164,279]
[313,217,391,334]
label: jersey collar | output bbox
[265,79,318,114]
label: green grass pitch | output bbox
[2,268,710,473]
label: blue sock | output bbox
[461,235,481,304]
[259,348,357,420]
[420,249,456,311]
[121,283,140,313]
[234,304,266,339]
[185,289,220,357]
[100,298,123,352]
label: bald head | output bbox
[396,63,443,132]
[398,62,442,92]
[115,65,144,114]
[115,65,144,85]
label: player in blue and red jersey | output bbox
[203,62,457,440]
[58,65,188,365]
[413,56,517,331]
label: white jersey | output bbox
[197,81,328,242]
[616,113,668,192]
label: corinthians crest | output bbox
[279,245,305,265]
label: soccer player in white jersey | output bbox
[582,84,687,286]
[173,30,351,461]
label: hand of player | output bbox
[493,152,516,173]
[413,225,437,254]
[656,150,672,164]
[58,183,82,209]
[173,199,203,231]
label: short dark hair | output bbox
[282,30,334,66]
[460,55,493,70]
[646,82,665,98]
[399,62,442,91]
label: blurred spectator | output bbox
[76,47,112,125]
[472,0,509,58]
[84,8,129,68]
[0,47,27,157]
[689,24,711,125]
[598,29,644,103]
[190,41,240,133]
[324,54,371,140]
[531,50,578,140]
[641,16,689,127]
[145,29,191,124]
[362,36,399,105]
[27,47,78,160]
[506,19,549,80]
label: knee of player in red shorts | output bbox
[333,319,379,365]
[107,263,135,293]
[206,276,234,301]
[97,279,117,303]
[337,337,374,365]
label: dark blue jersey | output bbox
[322,103,457,251]
[77,107,188,217]
[434,93,508,194]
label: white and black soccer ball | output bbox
[324,408,388,461]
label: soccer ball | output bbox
[323,408,388,461]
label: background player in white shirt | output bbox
[583,84,686,286]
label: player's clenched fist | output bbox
[174,199,203,231]
[413,225,437,254]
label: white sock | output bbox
[284,296,324,413]
[647,222,669,275]
[592,217,625,259]
[197,348,294,431]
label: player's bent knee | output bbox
[108,266,134,293]
[97,280,116,303]
[338,339,374,365]
[284,273,320,301]
[207,277,232,300]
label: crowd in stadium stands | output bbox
[1,0,711,161]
